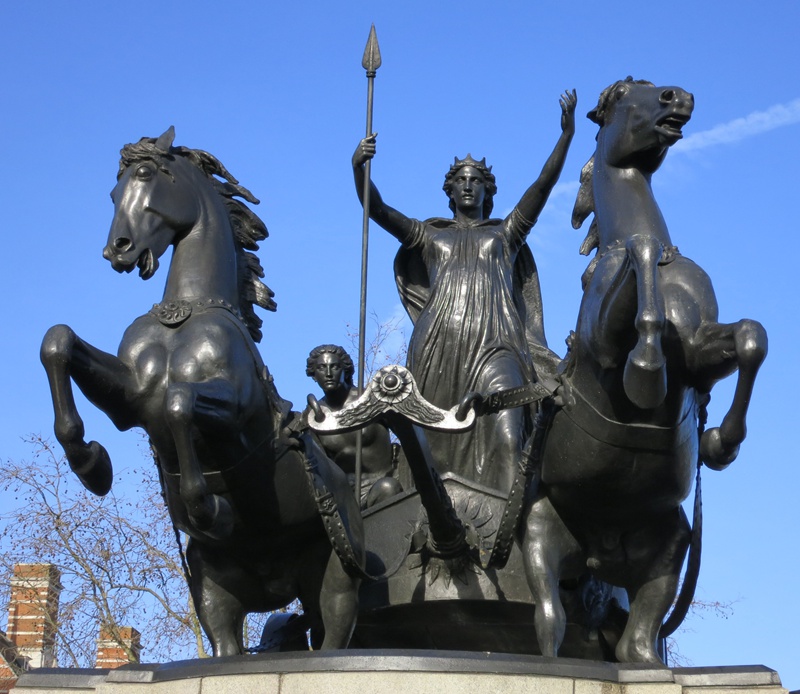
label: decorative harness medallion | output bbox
[150,298,245,328]
[151,300,192,326]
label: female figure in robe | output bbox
[352,91,576,493]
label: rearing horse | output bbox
[521,79,767,663]
[41,127,362,656]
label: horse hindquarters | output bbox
[523,492,691,663]
[529,404,697,662]
[613,506,690,663]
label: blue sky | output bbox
[1,0,798,684]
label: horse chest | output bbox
[119,317,240,397]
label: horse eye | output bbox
[135,164,154,179]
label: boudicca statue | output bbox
[38,77,768,666]
[352,91,576,494]
[40,127,365,656]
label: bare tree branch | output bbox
[0,436,208,665]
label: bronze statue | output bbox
[40,128,364,656]
[352,91,576,493]
[36,64,769,663]
[520,79,768,663]
[306,344,401,507]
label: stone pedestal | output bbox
[12,651,788,694]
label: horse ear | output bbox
[155,126,176,152]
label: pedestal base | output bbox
[12,651,788,694]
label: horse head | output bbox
[104,127,206,279]
[589,78,694,173]
[573,79,695,256]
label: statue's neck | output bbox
[162,204,239,307]
[321,385,355,410]
[454,208,484,225]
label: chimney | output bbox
[6,564,61,669]
[95,626,141,669]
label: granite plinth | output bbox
[12,651,787,694]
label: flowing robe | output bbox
[394,210,554,489]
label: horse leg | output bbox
[616,508,690,663]
[521,494,581,657]
[186,540,249,656]
[317,547,360,649]
[620,235,668,410]
[164,380,237,539]
[693,320,768,470]
[40,324,138,495]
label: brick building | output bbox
[0,564,140,693]
[95,626,141,669]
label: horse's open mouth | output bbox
[136,248,159,280]
[655,113,691,140]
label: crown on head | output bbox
[449,154,492,176]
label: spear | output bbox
[356,25,381,502]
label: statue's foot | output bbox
[624,348,667,410]
[189,493,234,540]
[66,440,113,496]
[700,427,739,471]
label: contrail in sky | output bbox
[675,98,800,153]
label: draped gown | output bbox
[394,209,550,490]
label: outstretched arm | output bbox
[353,134,417,242]
[514,90,577,227]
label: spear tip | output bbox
[362,24,382,73]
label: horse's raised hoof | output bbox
[190,494,234,540]
[67,440,113,496]
[623,354,667,410]
[700,427,739,471]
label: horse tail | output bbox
[659,402,708,638]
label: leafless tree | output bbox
[0,436,208,665]
[345,311,408,380]
[665,595,737,666]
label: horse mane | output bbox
[119,139,276,343]
[571,77,657,285]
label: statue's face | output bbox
[312,352,347,395]
[449,166,486,214]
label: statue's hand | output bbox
[560,90,577,134]
[353,133,377,168]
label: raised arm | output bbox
[513,90,577,227]
[353,134,417,243]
